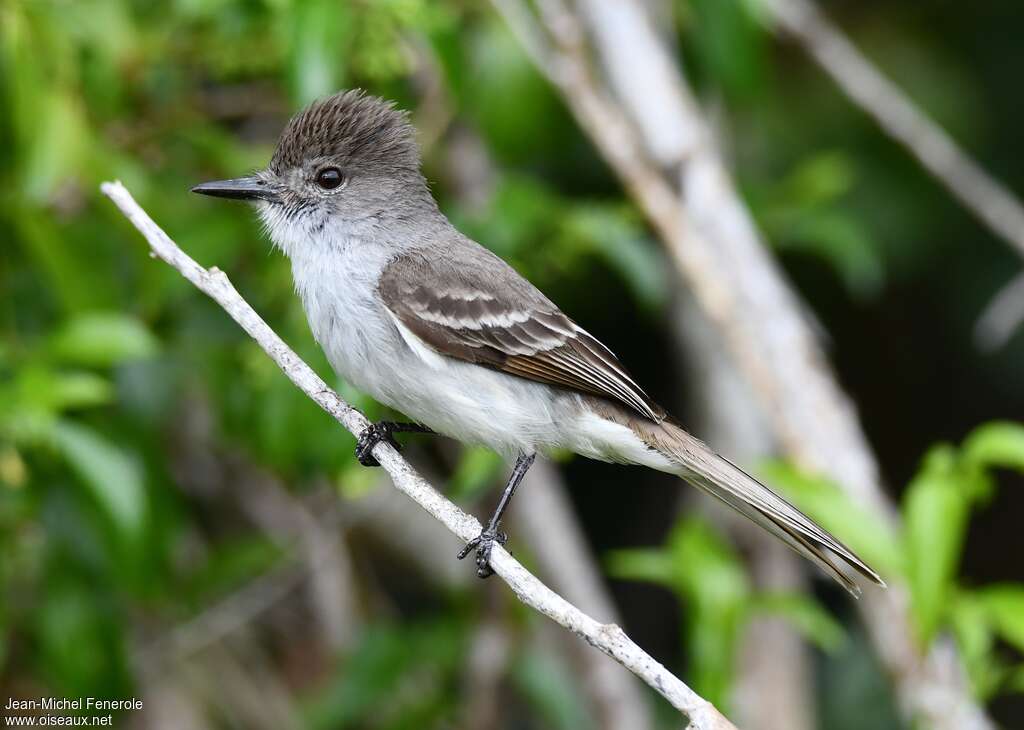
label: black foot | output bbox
[457,528,509,578]
[355,422,400,467]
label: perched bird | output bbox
[193,90,883,595]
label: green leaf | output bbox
[670,517,750,602]
[670,518,749,706]
[610,518,751,707]
[464,175,559,258]
[51,420,146,540]
[782,211,884,299]
[187,537,284,606]
[758,461,903,578]
[447,446,506,501]
[962,421,1024,473]
[6,367,113,414]
[511,651,591,730]
[949,592,1001,699]
[779,152,857,207]
[753,152,883,298]
[304,620,463,729]
[1004,665,1024,695]
[466,20,564,163]
[751,593,847,653]
[0,404,56,446]
[36,580,128,695]
[687,0,769,97]
[0,446,28,489]
[336,463,383,500]
[902,446,970,645]
[607,517,749,602]
[21,90,88,201]
[51,312,159,367]
[46,372,114,411]
[605,548,675,586]
[286,0,351,105]
[13,209,107,312]
[973,585,1024,653]
[0,368,113,446]
[561,205,668,310]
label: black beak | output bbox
[191,176,277,202]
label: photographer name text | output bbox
[4,698,141,712]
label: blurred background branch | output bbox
[755,0,1024,351]
[490,0,994,728]
[671,290,813,730]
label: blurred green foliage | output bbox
[612,422,1024,713]
[766,420,1024,680]
[2,0,1023,728]
[608,516,846,708]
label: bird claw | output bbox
[355,422,400,467]
[457,528,508,578]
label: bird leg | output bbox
[458,452,536,578]
[355,421,434,467]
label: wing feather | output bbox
[379,248,665,421]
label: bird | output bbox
[192,89,884,596]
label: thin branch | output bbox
[142,397,366,669]
[974,269,1024,351]
[138,554,306,671]
[101,180,735,730]
[760,0,1024,350]
[139,677,215,730]
[760,0,1024,261]
[191,644,302,730]
[489,1,992,728]
[232,469,360,652]
[135,483,365,671]
[460,615,513,730]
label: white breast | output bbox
[271,208,665,464]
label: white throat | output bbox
[256,200,383,260]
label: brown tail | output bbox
[647,417,884,597]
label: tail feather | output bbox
[684,466,866,596]
[655,419,884,597]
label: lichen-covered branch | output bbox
[100,180,736,730]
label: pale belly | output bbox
[340,324,576,456]
[294,252,672,467]
[322,315,675,472]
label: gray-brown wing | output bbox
[378,247,665,422]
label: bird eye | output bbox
[315,167,344,190]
